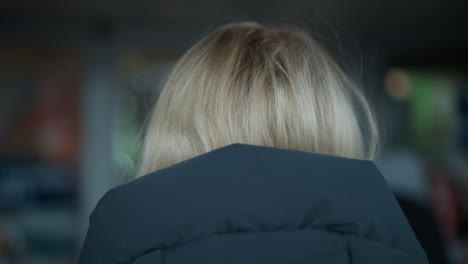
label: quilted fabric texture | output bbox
[79,143,429,264]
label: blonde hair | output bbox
[137,22,379,176]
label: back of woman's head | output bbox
[137,22,379,176]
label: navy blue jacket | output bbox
[79,143,429,264]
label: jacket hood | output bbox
[79,143,429,264]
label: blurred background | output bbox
[0,0,467,263]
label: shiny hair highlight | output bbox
[137,22,379,176]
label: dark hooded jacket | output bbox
[79,143,429,264]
